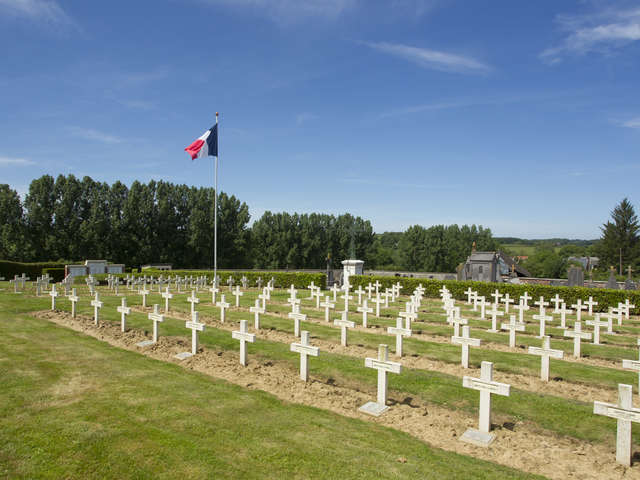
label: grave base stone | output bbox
[358,401,389,417]
[174,352,193,360]
[136,340,155,348]
[460,429,495,447]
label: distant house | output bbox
[459,251,530,283]
[65,260,125,279]
[567,256,599,271]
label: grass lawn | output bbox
[0,292,543,479]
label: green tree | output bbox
[0,184,27,260]
[24,175,56,261]
[523,247,567,278]
[596,198,639,271]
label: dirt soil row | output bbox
[31,309,640,480]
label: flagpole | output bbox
[214,112,219,287]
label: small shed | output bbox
[459,251,530,283]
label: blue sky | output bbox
[1,0,640,239]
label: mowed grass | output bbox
[6,288,634,447]
[0,290,543,479]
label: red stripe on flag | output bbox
[185,139,205,160]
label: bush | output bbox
[0,260,67,280]
[74,270,326,289]
[349,275,640,315]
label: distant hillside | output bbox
[495,238,598,258]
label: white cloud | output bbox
[541,6,640,62]
[364,41,491,75]
[0,155,35,166]
[296,112,318,125]
[199,0,356,23]
[0,0,75,26]
[622,117,640,129]
[67,127,123,144]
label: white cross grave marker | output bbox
[487,303,504,333]
[372,294,385,317]
[117,297,131,332]
[175,311,206,359]
[357,299,373,328]
[90,293,103,326]
[334,312,355,346]
[217,294,230,323]
[250,299,265,329]
[586,314,608,345]
[502,293,514,314]
[528,336,563,381]
[491,289,503,305]
[622,340,640,398]
[501,314,525,348]
[288,306,307,338]
[452,325,481,368]
[460,361,510,447]
[140,284,150,308]
[49,284,58,310]
[564,321,591,358]
[387,318,411,357]
[464,288,474,304]
[162,287,173,313]
[68,288,79,318]
[585,296,598,316]
[520,292,532,308]
[232,319,255,366]
[330,284,340,302]
[209,284,219,305]
[513,301,529,324]
[533,307,553,338]
[320,296,335,322]
[187,290,200,314]
[358,344,401,417]
[550,293,563,313]
[233,285,243,307]
[290,330,319,382]
[557,302,573,329]
[594,384,640,466]
[341,290,353,313]
[571,299,587,323]
[355,285,365,305]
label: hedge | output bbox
[42,268,66,282]
[0,260,67,280]
[74,270,326,290]
[349,275,640,315]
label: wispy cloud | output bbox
[363,41,491,75]
[198,0,356,24]
[0,0,76,27]
[296,112,318,125]
[0,155,35,166]
[67,127,123,144]
[376,89,587,119]
[541,6,640,63]
[622,117,640,129]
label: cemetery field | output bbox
[4,281,640,479]
[0,291,541,480]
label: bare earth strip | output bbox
[140,305,621,405]
[32,309,640,480]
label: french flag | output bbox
[185,123,218,160]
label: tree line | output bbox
[0,174,501,272]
